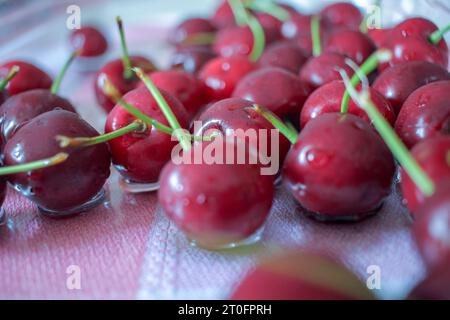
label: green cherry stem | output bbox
[341,71,435,197]
[311,15,321,57]
[56,120,146,148]
[430,23,450,45]
[182,32,216,46]
[285,121,299,137]
[340,49,392,114]
[116,16,133,80]
[50,49,81,94]
[0,153,68,176]
[253,104,297,144]
[246,0,290,21]
[133,67,192,151]
[0,65,20,91]
[229,0,248,26]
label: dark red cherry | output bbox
[211,0,235,29]
[232,67,309,118]
[400,135,450,214]
[258,41,308,74]
[368,28,391,48]
[0,89,76,146]
[94,56,156,112]
[70,26,108,57]
[413,183,450,270]
[3,110,111,215]
[319,2,363,32]
[299,52,355,93]
[409,257,450,300]
[105,86,189,184]
[193,98,290,168]
[380,18,448,70]
[395,81,450,149]
[158,140,274,249]
[231,251,374,300]
[199,55,257,101]
[283,113,395,221]
[137,70,208,119]
[301,80,396,129]
[254,12,283,42]
[373,61,450,115]
[0,90,8,106]
[169,17,217,47]
[0,61,52,96]
[324,30,376,65]
[170,46,217,75]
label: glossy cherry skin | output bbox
[193,98,291,169]
[0,89,76,146]
[283,113,395,220]
[380,18,448,70]
[395,81,450,149]
[137,70,208,119]
[170,46,217,75]
[211,0,235,29]
[199,55,257,101]
[413,183,450,270]
[231,251,374,300]
[400,135,450,214]
[105,87,189,184]
[258,41,308,74]
[169,17,217,47]
[70,26,108,57]
[319,2,363,32]
[3,110,111,214]
[0,61,52,96]
[373,61,450,115]
[324,30,376,65]
[158,140,274,249]
[368,28,391,48]
[409,257,450,300]
[94,56,156,112]
[300,80,396,129]
[299,52,355,93]
[232,67,309,118]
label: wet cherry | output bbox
[400,135,450,214]
[373,61,450,115]
[301,80,396,128]
[319,2,363,32]
[395,80,450,149]
[158,140,274,249]
[283,113,395,221]
[3,110,111,215]
[0,61,52,96]
[170,46,217,75]
[198,55,257,101]
[169,17,216,48]
[258,41,308,74]
[324,30,376,65]
[232,67,309,118]
[70,26,108,57]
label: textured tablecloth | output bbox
[0,0,448,300]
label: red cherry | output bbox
[400,135,450,214]
[169,17,217,47]
[70,26,108,57]
[258,41,308,74]
[395,81,450,149]
[105,86,189,184]
[94,56,156,112]
[231,251,374,300]
[211,0,235,29]
[374,61,450,115]
[0,89,76,147]
[232,67,309,118]
[0,61,52,96]
[368,28,391,48]
[283,113,395,221]
[254,12,283,42]
[198,55,257,101]
[413,183,450,270]
[381,18,448,70]
[319,2,363,32]
[3,110,111,215]
[193,98,290,167]
[137,70,208,119]
[170,46,217,75]
[158,140,274,249]
[301,80,396,129]
[299,52,355,92]
[324,30,376,65]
